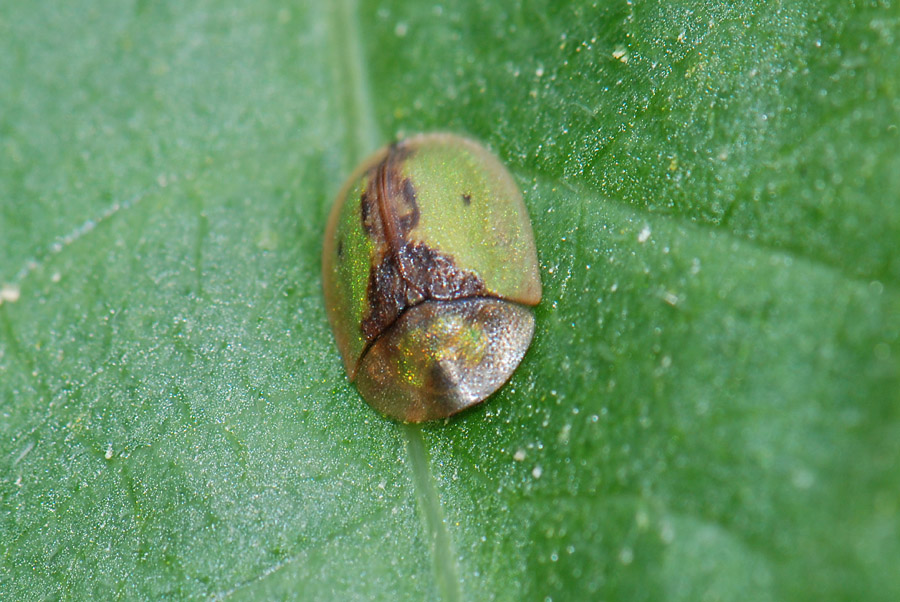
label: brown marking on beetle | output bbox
[361,251,414,340]
[461,193,472,206]
[360,181,389,243]
[426,361,457,400]
[359,190,375,236]
[375,154,420,246]
[360,242,485,343]
[357,141,487,346]
[398,178,421,233]
[396,243,485,299]
[386,140,415,164]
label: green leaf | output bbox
[2,0,898,600]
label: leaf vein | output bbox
[4,188,152,289]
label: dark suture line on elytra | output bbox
[358,150,423,344]
[355,146,498,373]
[376,150,403,257]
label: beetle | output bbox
[322,133,541,422]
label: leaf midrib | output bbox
[326,1,463,601]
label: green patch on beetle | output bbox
[322,133,541,422]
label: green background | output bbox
[2,0,898,600]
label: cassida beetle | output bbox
[322,133,541,422]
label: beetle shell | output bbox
[322,133,541,422]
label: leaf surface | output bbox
[2,1,898,600]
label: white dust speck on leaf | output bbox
[636,509,649,529]
[513,449,526,462]
[791,468,815,489]
[557,424,572,445]
[532,465,543,479]
[690,257,702,275]
[0,283,21,304]
[638,225,651,243]
[660,521,675,544]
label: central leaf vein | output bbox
[328,1,464,599]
